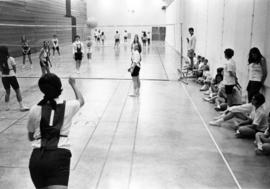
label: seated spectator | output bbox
[199,67,212,91]
[210,93,268,139]
[197,58,209,78]
[204,67,224,95]
[255,113,270,155]
[193,55,202,69]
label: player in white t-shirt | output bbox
[114,31,120,48]
[86,36,93,62]
[128,44,142,97]
[72,35,84,74]
[0,46,29,111]
[124,30,128,42]
[27,73,84,189]
[223,48,237,107]
[52,34,60,56]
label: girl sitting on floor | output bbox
[210,93,268,139]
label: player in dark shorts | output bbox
[0,46,29,111]
[72,35,84,73]
[21,35,33,69]
[27,73,84,189]
[39,41,52,76]
[52,34,60,56]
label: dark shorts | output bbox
[124,37,127,40]
[29,148,71,188]
[75,52,82,61]
[40,61,49,68]
[225,85,234,94]
[247,80,262,102]
[2,76,20,90]
[22,49,31,55]
[115,39,120,43]
[131,66,140,77]
[53,46,59,51]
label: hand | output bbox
[68,77,76,86]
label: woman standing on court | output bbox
[247,47,267,102]
[39,41,52,76]
[0,46,29,111]
[27,73,84,189]
[72,35,84,74]
[21,35,33,69]
[131,34,142,54]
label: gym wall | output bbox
[0,0,87,57]
[166,0,270,108]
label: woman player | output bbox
[0,46,29,111]
[52,34,60,56]
[39,41,52,76]
[28,73,84,189]
[21,35,33,69]
[72,35,84,73]
[86,36,93,62]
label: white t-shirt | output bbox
[223,59,236,85]
[124,32,128,38]
[249,105,268,131]
[52,38,59,47]
[1,57,16,77]
[248,63,263,82]
[131,50,141,67]
[27,99,81,150]
[187,35,196,51]
[73,41,84,54]
[115,33,120,40]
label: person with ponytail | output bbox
[27,73,84,189]
[0,46,29,111]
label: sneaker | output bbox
[20,105,30,112]
[30,65,33,69]
[22,65,25,69]
[235,130,241,138]
[209,118,223,126]
[255,148,264,155]
[204,91,210,95]
[129,93,137,97]
[257,143,263,150]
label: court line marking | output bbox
[181,83,242,189]
[95,82,132,189]
[16,76,170,82]
[73,80,122,170]
[128,100,140,189]
[155,47,170,81]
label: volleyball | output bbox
[87,17,98,28]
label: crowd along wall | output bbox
[166,0,270,108]
[0,0,87,57]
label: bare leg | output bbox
[5,89,10,103]
[28,54,33,65]
[46,185,67,189]
[22,55,26,66]
[237,126,256,138]
[15,88,22,102]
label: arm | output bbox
[69,77,84,107]
[28,132,35,141]
[261,58,267,84]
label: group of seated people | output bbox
[185,55,270,156]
